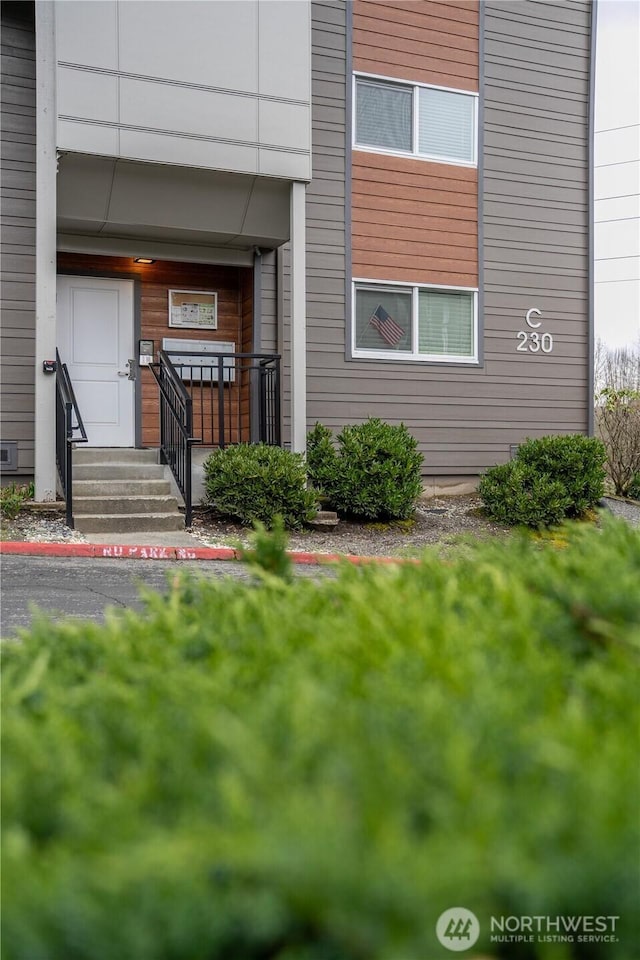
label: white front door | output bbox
[57,276,135,447]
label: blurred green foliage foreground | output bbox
[2,518,640,960]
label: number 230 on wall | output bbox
[517,308,554,353]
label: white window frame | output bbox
[353,71,478,168]
[352,278,479,364]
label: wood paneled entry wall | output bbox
[57,254,253,447]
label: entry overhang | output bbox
[57,154,292,253]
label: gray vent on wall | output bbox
[0,442,18,473]
[510,444,520,460]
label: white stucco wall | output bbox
[594,0,640,350]
[54,0,311,180]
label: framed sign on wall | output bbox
[168,289,218,330]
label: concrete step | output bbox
[74,447,159,465]
[72,479,172,498]
[74,513,186,534]
[308,510,339,530]
[73,463,166,481]
[69,448,184,535]
[73,495,181,516]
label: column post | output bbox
[34,1,58,501]
[289,181,307,453]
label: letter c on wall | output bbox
[526,308,542,329]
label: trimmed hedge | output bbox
[203,443,318,529]
[306,418,423,520]
[480,434,607,527]
[516,434,607,516]
[2,519,639,960]
[478,460,571,527]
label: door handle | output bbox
[118,360,136,381]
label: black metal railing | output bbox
[55,349,88,528]
[149,351,199,527]
[257,356,281,447]
[150,349,281,525]
[164,350,281,449]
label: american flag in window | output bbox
[369,304,405,346]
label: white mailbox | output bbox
[162,338,236,383]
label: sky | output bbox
[594,0,640,350]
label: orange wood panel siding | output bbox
[352,152,477,287]
[352,0,479,289]
[57,254,252,447]
[353,0,479,92]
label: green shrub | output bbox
[2,519,639,960]
[516,434,607,516]
[628,471,640,501]
[307,418,423,520]
[306,422,340,497]
[203,444,317,529]
[238,516,293,583]
[0,482,34,520]
[480,434,607,527]
[478,460,571,527]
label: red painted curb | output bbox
[340,554,420,566]
[285,551,413,566]
[0,541,413,566]
[175,546,239,562]
[0,542,96,558]
[94,544,177,560]
[286,551,342,565]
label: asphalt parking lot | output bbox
[0,555,329,638]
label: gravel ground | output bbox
[2,497,510,556]
[601,496,640,526]
[183,495,511,556]
[3,495,638,556]
[0,510,87,544]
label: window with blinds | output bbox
[353,283,477,363]
[419,87,475,163]
[418,290,474,357]
[354,76,476,165]
[355,80,413,152]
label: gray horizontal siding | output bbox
[482,0,591,451]
[1,2,36,476]
[260,250,278,354]
[286,0,346,445]
[298,0,592,477]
